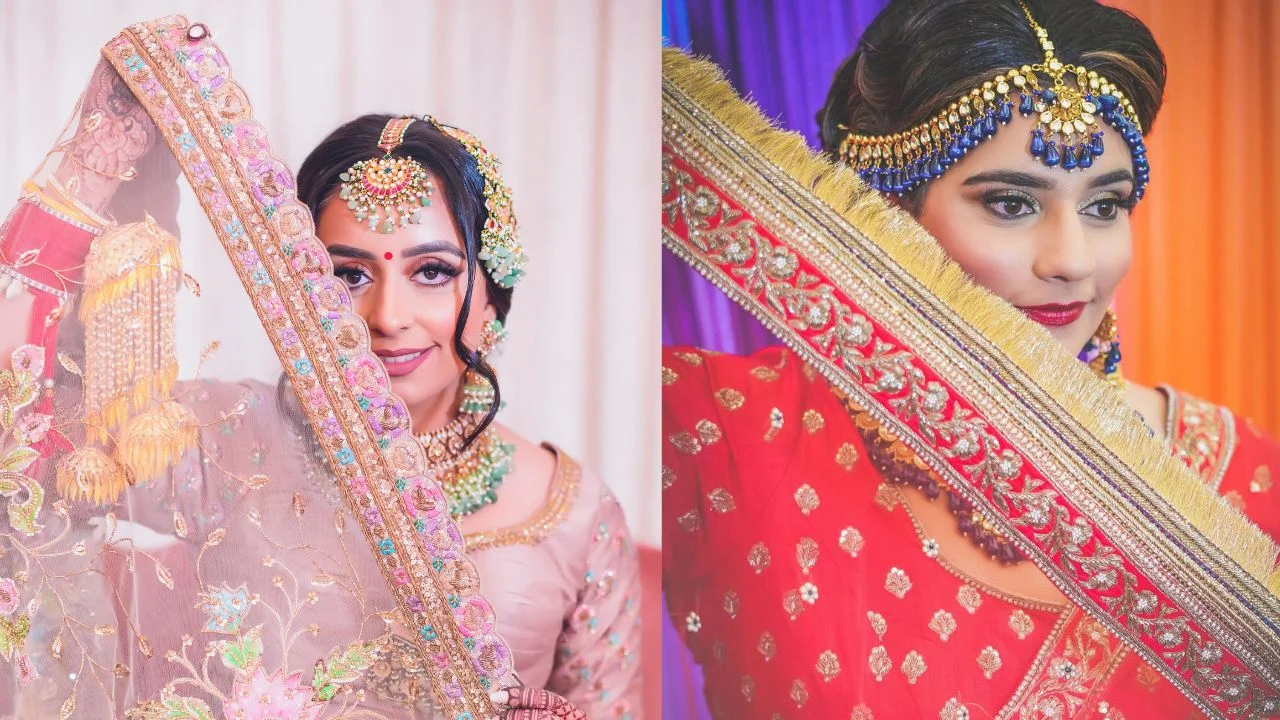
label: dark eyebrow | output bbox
[961,170,1053,189]
[326,244,377,260]
[325,241,465,260]
[1087,169,1135,189]
[402,241,465,259]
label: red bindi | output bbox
[384,252,394,260]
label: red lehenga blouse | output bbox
[662,346,1280,719]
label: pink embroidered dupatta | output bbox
[0,17,515,720]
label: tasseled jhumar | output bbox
[55,447,127,506]
[115,400,198,484]
[70,215,187,502]
[79,215,182,443]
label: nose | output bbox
[368,277,411,337]
[1031,210,1095,284]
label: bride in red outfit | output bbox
[662,0,1280,717]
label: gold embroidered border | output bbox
[661,48,1280,718]
[104,20,509,719]
[465,447,582,553]
[998,607,1130,720]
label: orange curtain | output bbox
[1108,0,1280,434]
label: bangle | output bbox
[0,263,71,301]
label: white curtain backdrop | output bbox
[0,0,661,545]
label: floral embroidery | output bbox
[799,582,819,604]
[816,650,841,682]
[723,590,740,619]
[874,483,900,511]
[661,465,675,491]
[1166,388,1235,491]
[747,542,771,573]
[695,419,722,445]
[795,537,819,575]
[929,610,957,642]
[1010,610,1035,640]
[801,409,824,433]
[677,510,703,532]
[867,611,887,641]
[757,632,776,662]
[789,678,809,707]
[224,666,323,720]
[782,589,805,620]
[685,612,701,633]
[794,484,820,515]
[749,366,780,382]
[869,645,891,681]
[198,583,253,634]
[764,407,784,441]
[940,698,970,720]
[674,350,703,366]
[668,431,702,456]
[0,578,18,616]
[957,585,982,614]
[977,646,1002,679]
[714,388,745,411]
[839,527,864,557]
[835,442,860,470]
[0,346,46,537]
[901,650,927,684]
[706,488,736,513]
[1001,610,1127,719]
[885,567,912,599]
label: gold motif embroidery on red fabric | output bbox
[1165,388,1236,491]
[999,608,1127,719]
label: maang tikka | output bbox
[339,117,434,234]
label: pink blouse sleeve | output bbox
[546,487,644,720]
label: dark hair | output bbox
[296,114,514,445]
[818,0,1166,204]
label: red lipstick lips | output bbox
[1017,302,1086,327]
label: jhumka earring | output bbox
[460,319,507,415]
[339,117,434,234]
[1079,308,1124,389]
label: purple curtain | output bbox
[660,1,887,716]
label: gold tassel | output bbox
[56,447,128,506]
[79,216,181,444]
[114,400,198,484]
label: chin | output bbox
[1052,327,1094,356]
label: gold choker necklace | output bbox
[417,412,514,517]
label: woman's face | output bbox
[317,175,493,424]
[914,115,1136,353]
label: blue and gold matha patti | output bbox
[839,0,1150,200]
[339,116,434,234]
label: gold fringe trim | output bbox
[662,48,1280,594]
